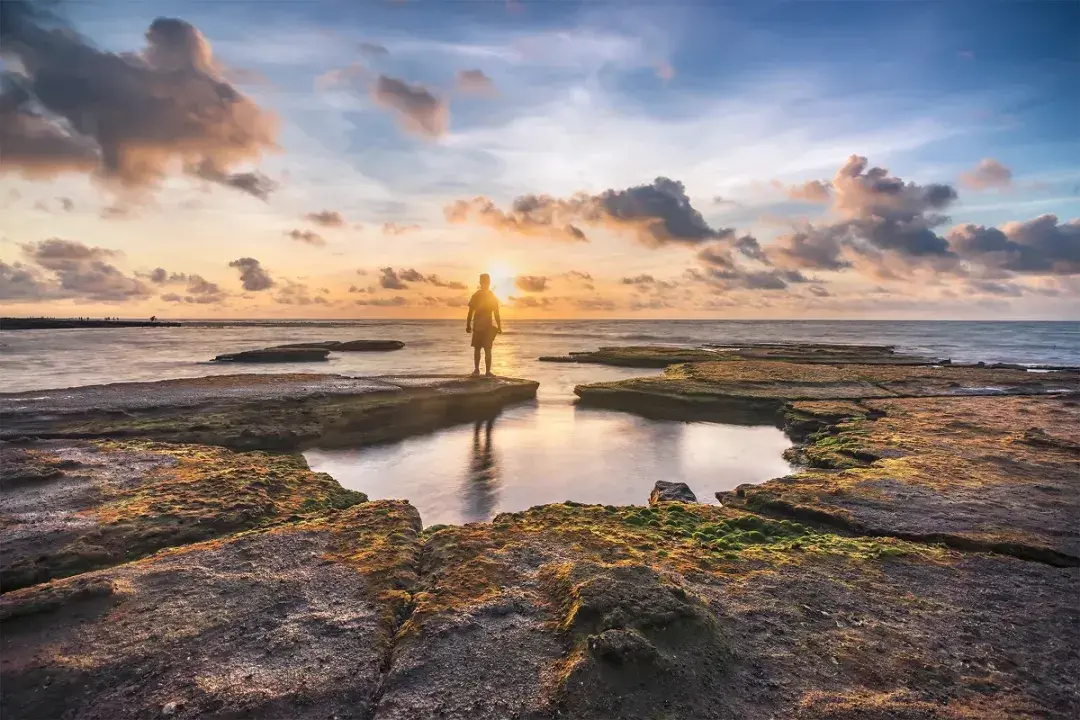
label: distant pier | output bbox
[1,317,182,330]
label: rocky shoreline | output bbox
[2,348,1078,719]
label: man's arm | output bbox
[466,306,474,332]
[494,304,502,332]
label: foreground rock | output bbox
[722,395,1080,566]
[0,374,539,451]
[380,503,1078,719]
[648,480,697,504]
[273,340,405,351]
[1,502,420,719]
[542,342,940,367]
[576,359,1078,421]
[5,498,1075,718]
[213,348,330,363]
[0,439,366,591]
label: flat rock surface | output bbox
[727,395,1080,565]
[543,343,939,367]
[376,503,1078,719]
[213,348,331,363]
[576,360,1078,412]
[0,439,366,592]
[1,501,421,720]
[0,374,540,450]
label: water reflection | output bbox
[462,417,500,522]
[304,403,793,527]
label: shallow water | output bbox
[3,319,1076,524]
[305,400,792,527]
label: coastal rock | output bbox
[0,502,422,720]
[0,373,540,451]
[272,340,404,352]
[648,480,697,505]
[0,439,367,592]
[212,348,330,363]
[541,343,940,367]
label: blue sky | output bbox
[1,0,1078,318]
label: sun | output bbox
[486,261,515,299]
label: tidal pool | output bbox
[305,401,793,527]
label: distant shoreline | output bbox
[1,318,182,330]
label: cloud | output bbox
[514,275,548,292]
[770,155,959,272]
[734,235,770,263]
[562,270,594,289]
[621,274,678,291]
[655,60,675,82]
[304,210,345,227]
[446,177,725,247]
[161,274,226,304]
[695,242,812,291]
[316,62,366,92]
[144,267,189,284]
[229,257,274,291]
[382,222,421,235]
[379,267,466,290]
[0,5,277,193]
[274,280,328,306]
[508,295,554,310]
[372,75,449,137]
[445,196,588,242]
[948,214,1080,275]
[355,295,409,307]
[783,179,832,203]
[359,42,389,58]
[574,297,617,311]
[959,158,1013,191]
[0,260,54,300]
[457,69,496,95]
[286,229,326,247]
[20,238,151,301]
[0,81,100,178]
[190,161,276,200]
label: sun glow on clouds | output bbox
[485,261,515,301]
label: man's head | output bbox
[479,273,491,289]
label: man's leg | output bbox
[483,346,493,375]
[473,346,481,375]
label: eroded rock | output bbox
[648,480,697,505]
[213,348,330,363]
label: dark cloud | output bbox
[286,229,326,247]
[0,4,277,193]
[379,267,466,290]
[509,295,554,310]
[949,215,1080,275]
[446,177,724,247]
[457,69,496,95]
[696,242,811,291]
[382,222,421,235]
[734,235,769,264]
[959,158,1012,191]
[515,275,548,292]
[575,297,617,311]
[967,280,1023,297]
[621,274,678,291]
[229,257,274,291]
[144,267,188,284]
[20,238,151,301]
[372,75,448,137]
[770,155,959,273]
[191,161,276,200]
[0,77,101,178]
[161,274,226,304]
[359,42,389,58]
[0,260,54,300]
[807,285,830,297]
[59,197,74,212]
[304,210,344,228]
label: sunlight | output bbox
[486,260,516,301]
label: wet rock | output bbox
[213,348,330,363]
[648,481,697,505]
[272,340,404,352]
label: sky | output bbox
[1,0,1078,320]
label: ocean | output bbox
[2,320,1077,525]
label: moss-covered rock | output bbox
[0,439,367,592]
[0,501,421,720]
[543,342,940,367]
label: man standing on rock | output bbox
[466,273,502,376]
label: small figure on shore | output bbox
[150,315,157,323]
[466,273,502,376]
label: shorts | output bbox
[471,326,497,348]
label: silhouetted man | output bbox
[466,273,502,376]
